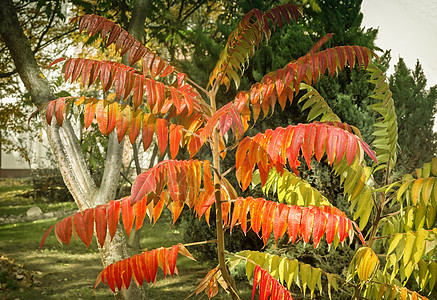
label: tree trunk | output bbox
[0,0,149,298]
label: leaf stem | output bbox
[186,76,209,96]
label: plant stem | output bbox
[209,88,240,299]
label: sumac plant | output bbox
[38,4,436,300]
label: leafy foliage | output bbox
[35,4,436,300]
[94,243,196,292]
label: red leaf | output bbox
[302,123,316,168]
[46,100,55,125]
[105,263,116,292]
[71,57,84,83]
[168,244,179,277]
[335,130,347,164]
[261,201,277,246]
[360,140,377,164]
[95,205,107,248]
[64,58,75,82]
[326,126,337,165]
[140,252,150,283]
[273,203,289,245]
[287,124,304,169]
[325,213,338,245]
[133,75,145,109]
[108,200,121,241]
[346,133,358,165]
[48,57,66,68]
[113,261,123,291]
[300,207,314,244]
[315,124,327,162]
[250,198,265,236]
[312,209,327,248]
[73,208,94,248]
[121,258,132,290]
[149,249,159,283]
[338,216,348,243]
[287,205,302,244]
[81,59,93,87]
[267,127,284,164]
[160,65,174,77]
[131,170,157,204]
[55,216,71,245]
[55,98,66,126]
[131,254,144,287]
[40,225,54,249]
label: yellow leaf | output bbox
[397,179,414,201]
[403,231,416,266]
[411,178,426,206]
[415,203,426,230]
[426,205,436,228]
[326,273,337,300]
[287,259,299,290]
[387,233,404,255]
[308,268,321,298]
[421,177,435,206]
[278,257,287,285]
[413,229,428,264]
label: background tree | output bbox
[389,57,437,175]
[0,0,73,165]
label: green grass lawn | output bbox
[0,179,253,299]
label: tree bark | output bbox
[0,0,149,298]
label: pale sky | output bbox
[361,0,437,88]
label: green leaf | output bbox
[429,261,437,291]
[300,263,311,297]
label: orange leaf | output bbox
[116,106,131,143]
[169,124,183,159]
[141,113,156,151]
[261,201,277,246]
[156,118,168,156]
[108,200,121,241]
[121,197,135,237]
